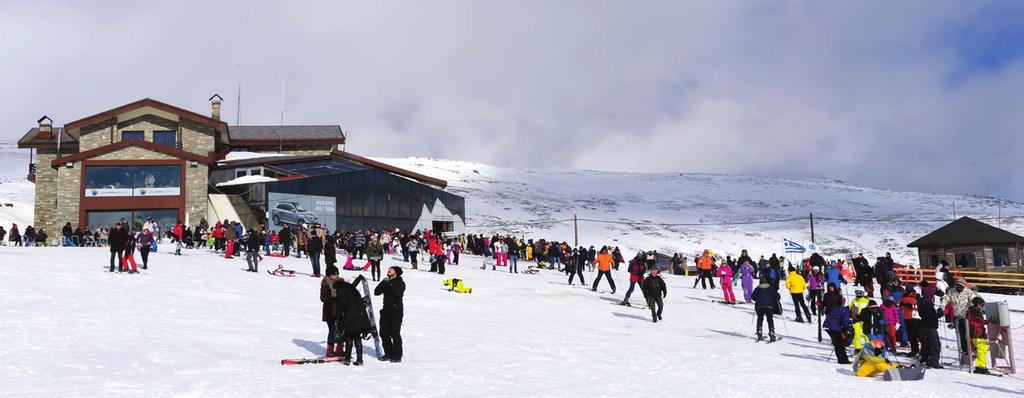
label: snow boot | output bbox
[354,344,364,366]
[756,328,764,341]
[769,333,777,342]
[325,344,336,358]
[974,367,990,375]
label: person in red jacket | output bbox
[172,220,184,256]
[431,236,446,275]
[212,221,226,253]
[618,253,647,307]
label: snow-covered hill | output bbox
[0,143,33,228]
[378,157,1024,264]
[1,247,1021,396]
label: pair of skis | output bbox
[281,278,383,366]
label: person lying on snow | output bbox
[443,278,472,294]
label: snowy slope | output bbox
[0,143,33,228]
[377,157,1024,264]
[1,247,1021,397]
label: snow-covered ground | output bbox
[378,157,1024,264]
[0,246,1022,397]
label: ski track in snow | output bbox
[1,247,1022,397]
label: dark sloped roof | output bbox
[228,125,345,144]
[907,216,1024,247]
[18,127,77,148]
[51,140,213,168]
[64,98,228,134]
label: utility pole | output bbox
[574,211,579,247]
[998,200,1002,229]
[809,212,815,243]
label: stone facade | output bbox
[181,120,216,155]
[32,149,59,236]
[78,119,116,151]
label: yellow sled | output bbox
[443,278,472,294]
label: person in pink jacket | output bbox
[880,295,902,348]
[716,260,736,304]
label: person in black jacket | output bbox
[245,229,262,272]
[821,283,844,315]
[751,277,781,341]
[917,296,943,368]
[642,267,667,323]
[568,247,586,286]
[375,266,406,362]
[320,266,342,358]
[335,274,371,366]
[107,222,128,272]
[307,226,324,278]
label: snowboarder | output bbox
[752,277,781,341]
[642,267,667,323]
[716,259,736,304]
[619,253,646,306]
[739,260,755,303]
[375,266,406,363]
[591,248,616,293]
[335,274,371,366]
[321,266,342,358]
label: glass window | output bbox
[236,169,248,178]
[122,131,144,141]
[134,209,179,235]
[153,131,176,147]
[85,165,181,197]
[87,211,131,231]
[954,251,977,268]
[993,247,1011,267]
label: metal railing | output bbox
[895,267,1024,290]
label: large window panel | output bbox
[993,247,1011,267]
[86,165,181,197]
[153,131,176,147]
[954,251,977,268]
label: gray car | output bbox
[271,202,318,227]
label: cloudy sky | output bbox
[2,1,1023,199]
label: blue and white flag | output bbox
[783,238,805,254]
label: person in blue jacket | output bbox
[825,262,846,289]
[824,304,854,364]
[751,277,781,342]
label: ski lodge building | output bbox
[18,97,465,238]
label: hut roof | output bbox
[907,216,1024,248]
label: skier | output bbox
[823,301,853,364]
[785,266,811,323]
[821,283,844,314]
[752,277,781,342]
[849,290,871,353]
[716,259,736,304]
[642,267,667,323]
[335,274,371,366]
[375,266,406,363]
[568,247,586,286]
[591,248,616,294]
[899,287,921,357]
[367,235,384,281]
[807,266,825,316]
[967,296,991,374]
[693,250,715,289]
[942,279,978,364]
[917,294,943,368]
[739,260,755,303]
[320,265,342,358]
[619,253,646,306]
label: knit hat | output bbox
[390,266,404,276]
[972,296,985,306]
[867,300,878,307]
[325,265,339,276]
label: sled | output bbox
[881,366,925,381]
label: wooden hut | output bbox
[907,216,1024,272]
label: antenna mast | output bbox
[236,84,241,125]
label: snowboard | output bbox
[281,356,343,366]
[882,366,926,381]
[359,277,384,358]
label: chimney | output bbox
[37,115,53,140]
[209,94,224,120]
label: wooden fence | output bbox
[895,267,1024,290]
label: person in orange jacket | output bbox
[591,248,616,293]
[693,250,716,289]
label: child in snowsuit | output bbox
[716,260,736,304]
[880,296,902,351]
[968,296,991,374]
[443,278,472,293]
[740,261,755,303]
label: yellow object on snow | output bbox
[854,353,896,378]
[443,278,472,294]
